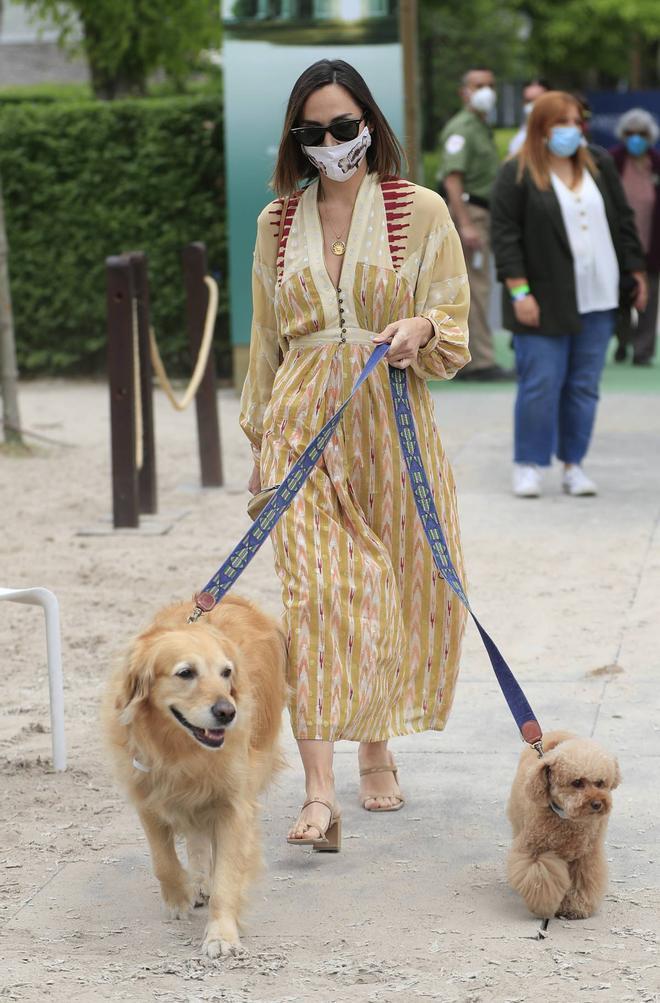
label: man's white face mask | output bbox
[303,126,372,182]
[469,86,497,116]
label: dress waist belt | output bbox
[289,327,377,348]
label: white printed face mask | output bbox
[303,126,372,182]
[469,86,497,115]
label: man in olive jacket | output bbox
[438,67,512,381]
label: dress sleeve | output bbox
[239,208,280,461]
[412,207,471,381]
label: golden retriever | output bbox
[102,595,287,957]
[507,730,621,919]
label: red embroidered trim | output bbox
[270,191,303,284]
[381,177,415,269]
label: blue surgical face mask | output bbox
[547,125,583,158]
[625,133,649,157]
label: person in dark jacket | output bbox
[610,108,660,366]
[491,91,646,499]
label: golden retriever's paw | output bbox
[202,934,246,959]
[161,882,195,919]
[190,875,211,907]
[202,918,245,959]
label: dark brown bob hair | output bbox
[272,59,405,196]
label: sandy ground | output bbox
[1,376,659,1003]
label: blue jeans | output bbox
[513,310,615,467]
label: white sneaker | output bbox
[562,465,597,496]
[512,463,541,498]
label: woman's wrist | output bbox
[509,283,531,302]
[417,316,434,347]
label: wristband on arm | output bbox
[509,283,530,302]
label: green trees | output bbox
[522,0,660,90]
[23,0,220,98]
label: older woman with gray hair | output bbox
[610,108,660,366]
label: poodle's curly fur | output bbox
[506,730,621,920]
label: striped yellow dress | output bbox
[240,172,471,742]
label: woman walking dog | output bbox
[240,59,471,848]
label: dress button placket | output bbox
[337,286,346,343]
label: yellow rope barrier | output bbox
[148,275,219,412]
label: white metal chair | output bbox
[0,587,66,770]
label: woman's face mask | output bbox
[625,133,650,157]
[303,126,372,182]
[547,125,584,158]
[469,86,497,116]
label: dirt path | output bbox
[1,380,659,1002]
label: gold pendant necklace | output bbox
[319,198,348,256]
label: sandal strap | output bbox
[359,765,398,779]
[301,797,334,814]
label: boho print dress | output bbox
[240,171,470,742]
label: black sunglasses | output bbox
[291,117,364,147]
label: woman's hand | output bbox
[248,462,261,495]
[632,271,648,313]
[372,317,434,369]
[513,295,540,328]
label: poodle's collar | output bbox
[549,800,568,819]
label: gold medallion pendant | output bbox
[331,239,346,256]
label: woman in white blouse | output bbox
[491,91,646,498]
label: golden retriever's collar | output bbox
[133,757,151,773]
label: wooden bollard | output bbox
[128,252,157,514]
[183,242,223,487]
[106,255,139,528]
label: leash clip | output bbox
[187,591,216,624]
[532,740,544,759]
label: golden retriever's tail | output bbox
[507,845,571,918]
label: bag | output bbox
[247,485,279,521]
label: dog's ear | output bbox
[116,633,157,723]
[525,752,558,804]
[610,758,622,790]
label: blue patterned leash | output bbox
[189,344,543,752]
[388,364,543,752]
[189,342,389,612]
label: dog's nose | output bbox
[590,800,603,811]
[211,699,236,725]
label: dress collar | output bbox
[302,171,377,296]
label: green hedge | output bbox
[0,95,228,376]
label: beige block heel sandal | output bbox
[286,798,342,852]
[359,762,405,812]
